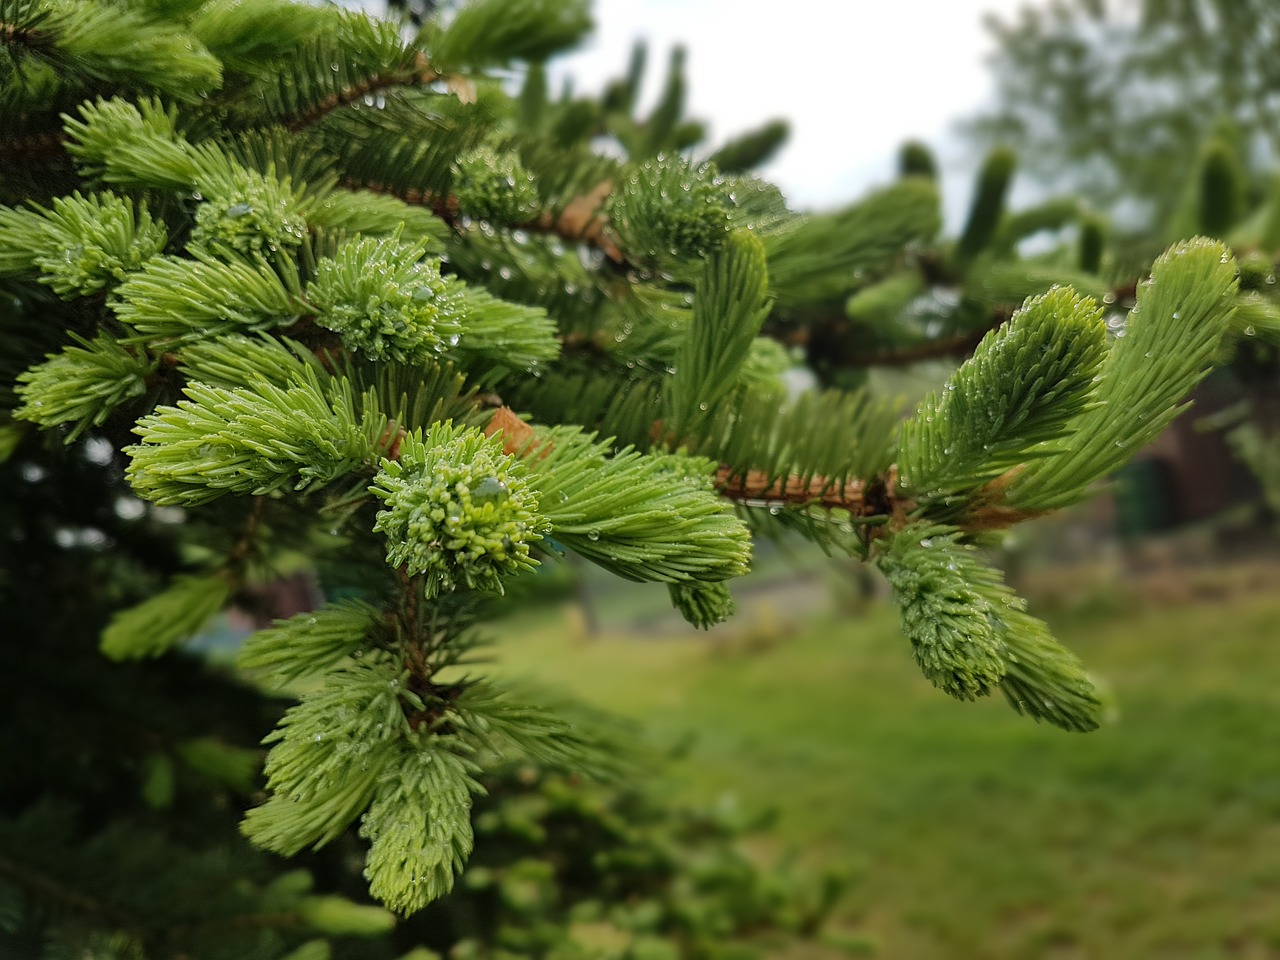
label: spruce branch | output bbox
[100,573,233,660]
[238,600,384,691]
[307,234,464,362]
[452,681,633,779]
[3,0,1264,941]
[282,51,440,133]
[712,468,887,515]
[2,1,221,99]
[241,10,431,130]
[176,333,324,390]
[126,368,388,506]
[877,524,1009,700]
[449,286,561,369]
[451,143,542,223]
[609,154,732,265]
[1006,237,1239,510]
[241,657,411,856]
[15,333,156,441]
[877,522,1101,731]
[360,741,479,915]
[954,146,1016,265]
[370,422,545,597]
[708,118,790,174]
[346,176,627,264]
[681,386,901,501]
[186,0,335,75]
[113,249,302,343]
[489,419,752,583]
[765,179,942,308]
[663,228,772,436]
[0,1,51,54]
[897,285,1109,503]
[304,187,446,247]
[668,580,735,629]
[63,95,200,189]
[426,0,593,73]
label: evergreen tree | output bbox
[0,1,1249,956]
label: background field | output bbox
[491,568,1280,959]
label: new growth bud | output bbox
[610,155,732,264]
[452,145,541,223]
[191,170,307,256]
[307,237,465,362]
[371,424,544,596]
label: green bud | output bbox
[668,581,734,630]
[308,237,465,363]
[452,146,541,223]
[191,170,306,256]
[877,525,1008,700]
[611,155,733,264]
[371,424,545,596]
[35,191,167,297]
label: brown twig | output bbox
[828,324,999,368]
[713,468,873,514]
[804,305,1013,370]
[802,277,1140,369]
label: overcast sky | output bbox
[549,0,1032,218]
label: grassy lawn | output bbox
[491,587,1280,959]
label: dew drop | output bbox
[472,476,508,506]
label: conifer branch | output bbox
[712,468,877,514]
[487,407,1045,535]
[5,0,1256,932]
[345,177,626,263]
[282,52,441,133]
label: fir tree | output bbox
[0,0,1250,955]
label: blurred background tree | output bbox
[969,0,1280,236]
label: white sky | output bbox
[550,0,1032,217]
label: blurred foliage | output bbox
[971,0,1280,234]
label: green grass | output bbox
[491,590,1280,959]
